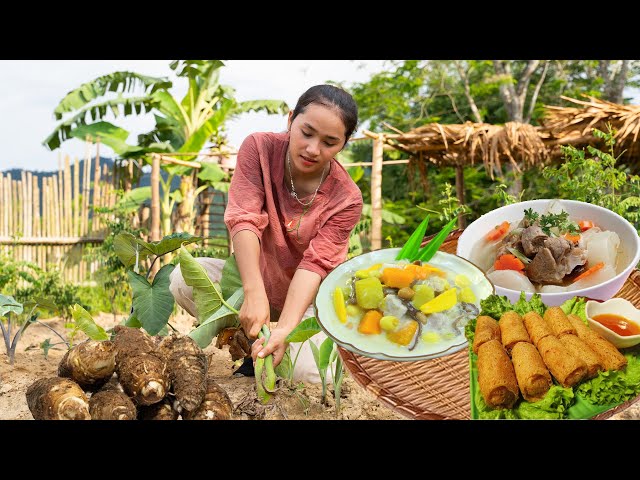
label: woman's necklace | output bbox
[287,150,328,208]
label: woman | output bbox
[170,84,363,382]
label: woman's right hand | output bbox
[238,288,270,339]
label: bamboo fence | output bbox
[0,151,116,284]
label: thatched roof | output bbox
[376,96,640,177]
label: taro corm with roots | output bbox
[138,398,180,420]
[183,374,233,420]
[89,382,137,420]
[26,377,91,420]
[112,326,169,406]
[158,334,207,412]
[58,340,116,391]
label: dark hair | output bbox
[291,85,358,145]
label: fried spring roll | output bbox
[477,339,519,409]
[523,311,553,348]
[511,342,552,402]
[537,335,587,387]
[567,314,627,371]
[473,316,501,354]
[544,307,577,337]
[559,334,603,379]
[499,311,531,353]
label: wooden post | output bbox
[33,175,40,238]
[455,163,467,229]
[371,133,384,250]
[82,139,91,236]
[151,154,161,242]
[64,156,72,237]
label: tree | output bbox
[44,60,289,236]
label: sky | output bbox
[0,60,389,172]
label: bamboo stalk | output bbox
[73,157,80,236]
[53,172,61,237]
[82,140,91,236]
[21,171,27,240]
[151,154,161,241]
[63,155,71,237]
[0,173,4,237]
[33,175,39,238]
[92,139,101,232]
[26,172,32,262]
[11,179,18,237]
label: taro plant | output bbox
[177,246,278,405]
[113,232,202,335]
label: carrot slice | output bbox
[486,221,510,242]
[494,254,525,272]
[573,262,605,282]
[564,232,581,243]
[579,220,595,232]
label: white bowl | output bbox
[313,247,494,361]
[456,199,640,307]
[586,298,640,348]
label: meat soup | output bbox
[469,204,621,294]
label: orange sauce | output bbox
[592,314,640,337]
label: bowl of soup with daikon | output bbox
[456,199,640,306]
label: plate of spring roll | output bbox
[466,293,640,419]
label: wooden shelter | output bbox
[364,96,640,247]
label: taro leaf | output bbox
[114,232,152,268]
[188,287,244,349]
[318,336,334,371]
[139,232,203,257]
[169,189,183,203]
[128,264,175,336]
[221,255,242,299]
[416,216,458,262]
[286,317,321,343]
[23,297,58,313]
[0,294,23,318]
[179,246,224,321]
[396,215,430,261]
[124,314,142,328]
[70,304,109,341]
[198,162,227,183]
[212,182,230,193]
[117,187,151,211]
[309,341,320,370]
[39,338,54,360]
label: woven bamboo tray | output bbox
[339,230,640,420]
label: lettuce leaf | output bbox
[513,386,575,419]
[479,294,513,320]
[514,292,545,316]
[560,296,588,324]
[576,351,640,405]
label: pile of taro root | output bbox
[25,326,233,420]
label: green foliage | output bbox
[128,264,176,335]
[69,304,109,343]
[540,127,640,231]
[188,287,243,349]
[75,285,130,315]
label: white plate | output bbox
[314,247,494,361]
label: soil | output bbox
[0,312,406,421]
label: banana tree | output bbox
[43,60,289,237]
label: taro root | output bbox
[158,334,207,412]
[112,326,169,406]
[58,340,116,390]
[89,387,137,420]
[117,352,169,406]
[183,375,233,420]
[26,377,90,420]
[138,398,179,420]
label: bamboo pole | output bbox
[21,171,27,239]
[151,154,161,242]
[53,172,61,237]
[82,139,91,236]
[64,155,71,237]
[371,134,384,250]
[73,157,80,236]
[5,174,12,237]
[12,179,18,237]
[25,172,32,262]
[92,139,101,232]
[33,175,40,238]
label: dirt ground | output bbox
[0,312,405,421]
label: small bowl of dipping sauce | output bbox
[586,298,640,349]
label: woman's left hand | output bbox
[251,326,291,368]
